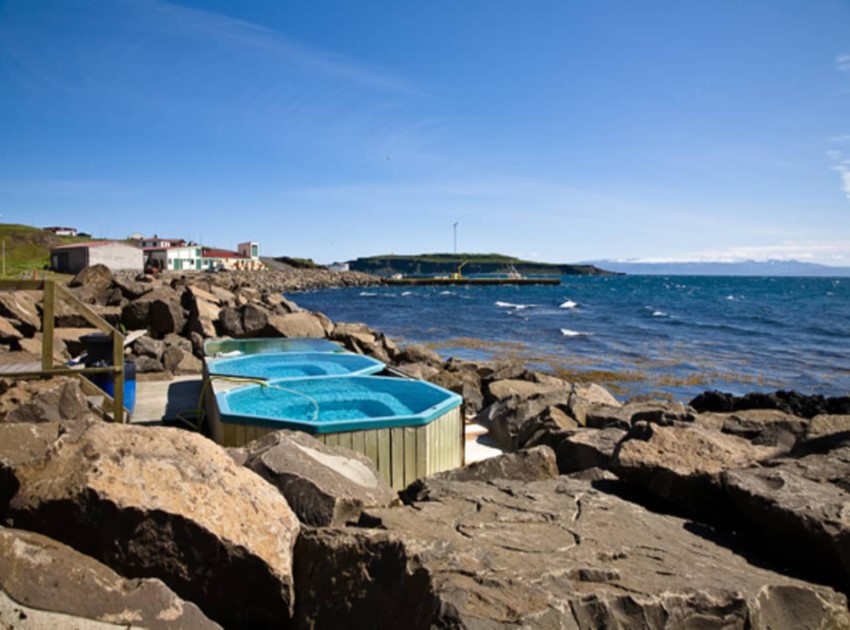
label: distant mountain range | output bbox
[583,259,850,277]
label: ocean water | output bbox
[288,276,850,400]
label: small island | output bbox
[349,253,617,284]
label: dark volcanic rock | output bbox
[478,391,571,451]
[230,430,396,527]
[400,445,558,503]
[584,400,694,430]
[722,441,850,592]
[690,389,850,419]
[3,421,300,629]
[556,427,626,474]
[1,377,90,425]
[612,422,782,519]
[0,526,219,629]
[716,408,808,448]
[294,477,850,629]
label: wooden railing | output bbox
[0,279,126,422]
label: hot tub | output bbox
[204,337,342,357]
[207,376,464,489]
[206,352,386,380]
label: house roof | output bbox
[52,240,140,250]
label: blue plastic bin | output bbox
[89,361,137,413]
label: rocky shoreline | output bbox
[0,266,848,628]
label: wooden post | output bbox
[112,328,125,422]
[41,281,56,371]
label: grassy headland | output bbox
[0,224,93,278]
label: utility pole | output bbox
[453,222,458,255]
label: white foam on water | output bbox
[401,291,413,296]
[559,299,578,309]
[495,301,535,310]
[359,291,378,297]
[561,328,591,337]
[440,290,455,296]
[652,311,666,317]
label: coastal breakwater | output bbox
[0,265,848,628]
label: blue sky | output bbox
[1,0,849,265]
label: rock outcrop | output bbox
[230,430,397,527]
[0,526,219,629]
[2,421,300,629]
[294,477,850,629]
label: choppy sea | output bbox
[288,275,850,400]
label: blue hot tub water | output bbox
[219,376,462,433]
[207,352,385,380]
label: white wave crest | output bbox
[652,311,666,317]
[561,328,591,337]
[495,301,535,310]
[559,299,578,309]
[359,291,378,297]
[401,291,413,296]
[440,291,455,296]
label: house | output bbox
[136,235,187,249]
[327,262,350,272]
[44,226,78,237]
[50,241,144,274]
[145,242,262,271]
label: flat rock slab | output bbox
[612,422,782,518]
[0,526,219,629]
[3,421,300,629]
[230,429,397,526]
[400,445,558,503]
[294,477,850,629]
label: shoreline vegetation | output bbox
[0,266,848,627]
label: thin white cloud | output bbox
[838,53,850,72]
[149,0,413,93]
[627,240,850,264]
[827,149,850,202]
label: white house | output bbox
[51,241,144,274]
[44,226,78,237]
[327,262,350,272]
[146,242,261,271]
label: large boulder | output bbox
[394,343,442,367]
[427,369,484,416]
[584,399,694,430]
[486,377,567,403]
[3,421,300,628]
[556,427,626,474]
[722,440,850,592]
[612,422,782,518]
[478,390,571,451]
[805,414,850,442]
[121,287,186,336]
[230,430,397,527]
[566,382,621,425]
[0,377,90,425]
[0,291,40,337]
[69,264,114,304]
[714,408,808,447]
[264,312,326,338]
[188,294,221,339]
[293,477,850,629]
[0,317,22,343]
[0,527,219,629]
[241,302,270,337]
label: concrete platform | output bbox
[132,375,203,425]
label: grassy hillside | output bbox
[349,253,616,276]
[0,224,92,278]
